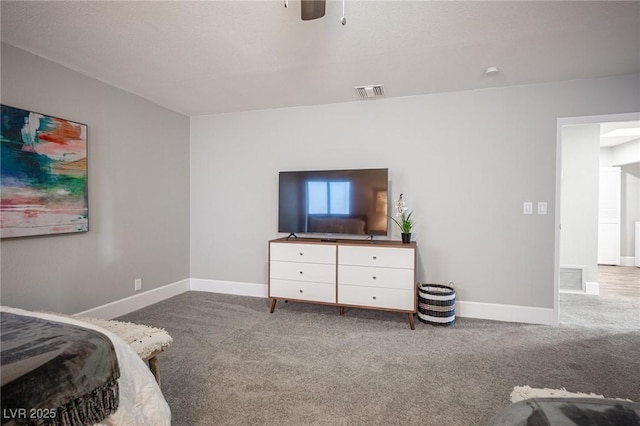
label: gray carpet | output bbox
[118,292,640,426]
[560,292,640,330]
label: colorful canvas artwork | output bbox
[1,105,88,238]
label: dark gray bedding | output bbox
[1,312,120,426]
[488,397,640,425]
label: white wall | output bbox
[621,163,640,257]
[191,73,640,310]
[600,147,614,167]
[561,124,600,283]
[0,44,191,314]
[611,137,640,260]
[600,147,640,259]
[612,139,640,166]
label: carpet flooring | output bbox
[559,292,640,330]
[118,292,640,426]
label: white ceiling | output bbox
[1,1,639,116]
[600,121,640,147]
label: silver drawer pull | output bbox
[299,289,304,293]
[372,296,377,300]
[372,276,377,280]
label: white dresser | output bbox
[269,242,336,304]
[269,238,417,329]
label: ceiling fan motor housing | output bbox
[301,0,326,20]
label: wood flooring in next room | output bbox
[597,265,640,298]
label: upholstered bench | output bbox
[73,315,173,386]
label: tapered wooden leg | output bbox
[270,299,277,313]
[339,306,344,315]
[148,356,161,386]
[408,313,415,330]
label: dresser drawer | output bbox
[270,242,336,264]
[338,245,414,269]
[338,285,414,311]
[338,265,414,290]
[270,261,335,284]
[270,279,335,303]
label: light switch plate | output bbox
[523,202,533,215]
[538,202,547,215]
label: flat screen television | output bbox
[278,168,389,237]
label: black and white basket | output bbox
[417,283,456,326]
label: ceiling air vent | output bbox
[355,85,384,99]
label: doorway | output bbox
[555,112,640,327]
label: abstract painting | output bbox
[1,105,88,238]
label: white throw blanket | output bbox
[71,315,172,361]
[511,385,631,403]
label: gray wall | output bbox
[0,44,190,314]
[191,73,640,309]
[2,41,638,315]
[560,124,600,283]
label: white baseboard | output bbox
[193,281,556,325]
[456,300,556,326]
[585,281,600,295]
[75,278,556,326]
[74,279,191,319]
[620,256,635,267]
[559,281,599,295]
[190,278,268,298]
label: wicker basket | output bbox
[417,283,456,326]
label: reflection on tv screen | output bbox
[278,168,388,236]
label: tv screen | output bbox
[278,168,389,237]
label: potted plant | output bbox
[391,193,415,243]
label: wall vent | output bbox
[355,85,384,99]
[559,266,585,292]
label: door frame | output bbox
[554,112,640,325]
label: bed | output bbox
[0,306,171,426]
[489,397,640,425]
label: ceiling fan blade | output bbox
[301,0,326,20]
